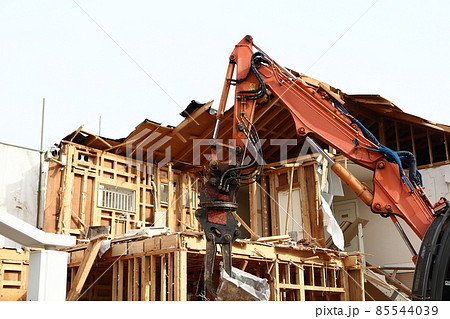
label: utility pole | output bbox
[36,98,45,229]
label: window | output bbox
[98,184,135,212]
[160,183,169,204]
[185,189,197,208]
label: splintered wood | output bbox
[66,233,365,301]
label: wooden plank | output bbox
[427,130,433,164]
[410,125,416,157]
[256,235,290,243]
[298,166,311,241]
[66,234,108,301]
[59,144,75,234]
[232,211,259,240]
[366,262,412,297]
[444,133,449,161]
[180,174,187,232]
[127,259,133,301]
[260,176,270,237]
[348,269,365,301]
[271,260,280,301]
[156,166,161,212]
[150,255,156,300]
[81,173,89,228]
[284,166,295,235]
[167,163,175,231]
[133,257,139,301]
[178,250,187,301]
[117,259,124,301]
[343,218,369,246]
[127,240,144,255]
[112,262,117,300]
[111,242,128,257]
[143,237,161,251]
[168,252,174,301]
[188,175,194,227]
[160,234,179,250]
[160,255,166,301]
[305,164,325,247]
[249,181,258,236]
[269,173,279,235]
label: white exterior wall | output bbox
[0,144,47,248]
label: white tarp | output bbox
[0,144,46,248]
[319,161,345,250]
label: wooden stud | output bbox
[298,166,312,241]
[150,255,157,301]
[284,166,295,235]
[260,176,270,237]
[347,269,364,301]
[160,255,166,301]
[176,250,187,301]
[410,125,416,157]
[167,163,175,231]
[156,166,162,213]
[133,257,139,301]
[271,260,280,301]
[127,259,133,301]
[394,121,400,151]
[426,130,433,164]
[269,173,279,236]
[168,252,174,301]
[181,174,187,232]
[66,234,107,301]
[92,152,103,227]
[80,173,88,227]
[117,259,124,301]
[445,134,449,161]
[112,262,118,300]
[59,144,75,234]
[249,180,258,236]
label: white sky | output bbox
[0,0,449,151]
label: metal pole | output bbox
[99,115,102,136]
[36,98,45,228]
[390,215,417,257]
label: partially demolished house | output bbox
[1,76,450,301]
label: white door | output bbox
[332,200,359,252]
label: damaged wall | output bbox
[0,144,46,249]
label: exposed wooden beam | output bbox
[66,234,108,301]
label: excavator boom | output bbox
[196,35,449,300]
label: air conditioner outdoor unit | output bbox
[154,211,167,227]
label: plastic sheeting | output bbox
[320,163,345,250]
[0,144,46,249]
[216,266,270,301]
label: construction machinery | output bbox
[195,35,450,300]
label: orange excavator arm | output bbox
[197,35,450,300]
[217,35,436,239]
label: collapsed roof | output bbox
[62,75,450,170]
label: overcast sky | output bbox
[0,0,449,151]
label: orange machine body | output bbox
[225,35,435,240]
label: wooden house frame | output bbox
[3,75,446,301]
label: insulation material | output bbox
[0,145,45,249]
[216,266,270,301]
